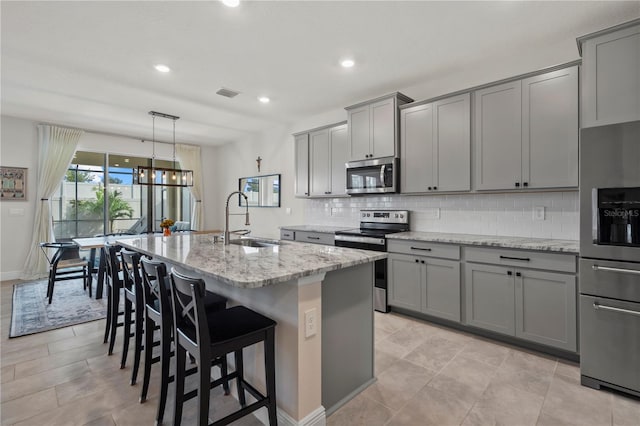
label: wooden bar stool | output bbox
[119,249,145,384]
[170,268,278,426]
[103,242,124,355]
[139,258,229,425]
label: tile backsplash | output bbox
[304,191,579,240]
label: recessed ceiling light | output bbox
[222,0,240,7]
[124,158,129,163]
[258,96,270,104]
[341,59,355,68]
[154,64,171,73]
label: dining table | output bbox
[72,234,141,299]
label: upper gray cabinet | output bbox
[346,92,413,162]
[295,122,348,198]
[474,66,578,190]
[578,20,640,128]
[401,93,470,193]
[294,133,309,197]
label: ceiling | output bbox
[2,1,639,147]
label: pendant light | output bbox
[133,111,194,187]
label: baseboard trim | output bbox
[253,406,326,426]
[1,271,22,282]
[324,378,376,417]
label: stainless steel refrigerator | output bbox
[579,120,640,398]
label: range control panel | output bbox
[360,210,409,224]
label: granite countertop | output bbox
[117,233,386,289]
[387,231,579,254]
[280,225,354,233]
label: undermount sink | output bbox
[229,238,280,248]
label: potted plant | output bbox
[160,218,175,236]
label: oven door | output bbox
[335,236,389,312]
[346,157,397,195]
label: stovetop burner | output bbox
[335,210,410,240]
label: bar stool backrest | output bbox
[120,249,144,302]
[103,242,123,289]
[140,257,172,322]
[169,270,211,360]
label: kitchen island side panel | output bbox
[322,262,375,414]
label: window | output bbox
[52,151,191,239]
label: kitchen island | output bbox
[118,233,386,426]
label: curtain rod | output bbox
[36,121,193,147]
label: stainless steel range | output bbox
[579,120,640,398]
[335,210,409,312]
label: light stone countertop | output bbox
[387,231,579,254]
[279,225,354,233]
[117,233,386,288]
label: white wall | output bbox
[0,116,39,280]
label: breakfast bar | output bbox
[118,232,386,425]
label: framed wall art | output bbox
[0,166,27,201]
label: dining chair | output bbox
[39,241,89,304]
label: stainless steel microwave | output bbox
[346,157,397,195]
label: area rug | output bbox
[9,279,107,338]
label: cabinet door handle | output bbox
[516,272,522,277]
[411,247,432,251]
[593,302,640,317]
[592,265,640,276]
[515,182,520,187]
[507,271,513,276]
[500,255,530,262]
[428,186,432,190]
[415,259,419,263]
[421,260,425,264]
[307,236,320,240]
[523,182,528,187]
[433,186,437,190]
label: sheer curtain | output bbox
[22,125,83,279]
[176,144,203,230]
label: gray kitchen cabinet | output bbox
[465,263,516,335]
[400,103,433,193]
[388,253,423,312]
[346,92,413,161]
[294,230,334,245]
[309,128,331,196]
[294,133,309,197]
[522,66,579,188]
[515,269,577,352]
[295,121,348,198]
[401,93,470,193]
[329,124,348,196]
[474,66,578,190]
[474,80,522,191]
[280,229,295,240]
[388,252,461,322]
[465,251,577,351]
[579,20,640,127]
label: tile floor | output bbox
[1,279,639,425]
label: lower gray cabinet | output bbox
[515,269,577,352]
[465,263,577,352]
[388,253,460,322]
[294,231,334,245]
[465,263,515,335]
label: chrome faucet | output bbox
[224,191,250,245]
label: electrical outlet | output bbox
[533,206,545,221]
[286,207,291,215]
[304,308,317,338]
